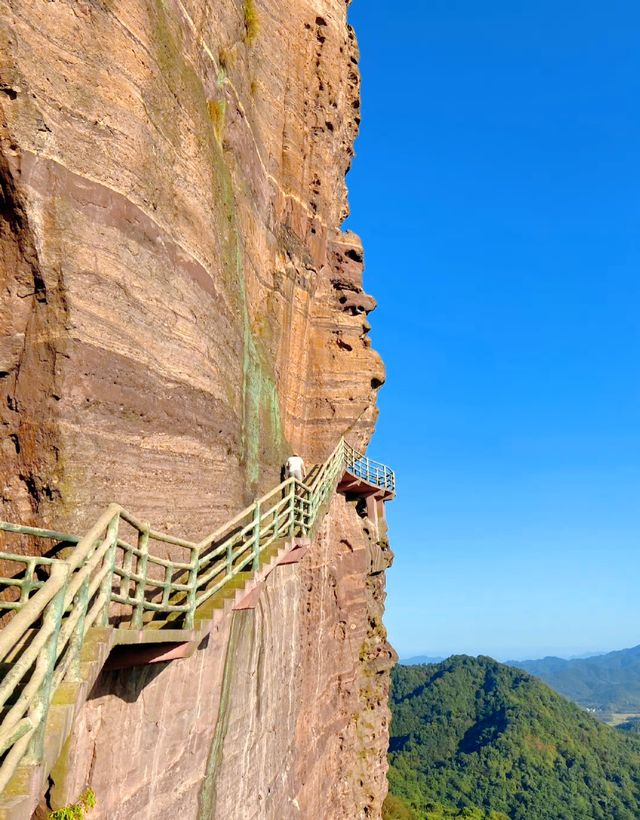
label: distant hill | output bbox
[511,644,640,712]
[402,655,445,665]
[386,656,640,820]
[618,717,640,734]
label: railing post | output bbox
[302,485,311,537]
[288,480,296,539]
[226,537,233,577]
[68,576,89,682]
[185,548,198,631]
[20,558,36,606]
[132,525,149,630]
[252,502,261,570]
[23,563,68,764]
[120,539,134,604]
[99,513,119,627]
[309,489,316,527]
[161,565,172,608]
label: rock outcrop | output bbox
[0,0,394,817]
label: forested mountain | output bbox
[618,717,640,733]
[511,645,640,712]
[386,656,640,820]
[403,656,445,665]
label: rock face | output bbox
[0,0,383,534]
[0,0,394,817]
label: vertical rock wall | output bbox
[0,0,395,816]
[0,0,382,536]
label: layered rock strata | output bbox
[0,0,382,535]
[0,0,394,816]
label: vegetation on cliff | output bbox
[387,656,640,819]
[243,0,260,45]
[383,793,507,820]
[48,788,96,820]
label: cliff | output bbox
[0,0,383,532]
[0,0,394,817]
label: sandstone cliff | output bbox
[0,1,394,817]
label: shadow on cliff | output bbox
[88,661,168,704]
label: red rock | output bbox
[0,1,394,815]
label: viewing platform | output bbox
[338,441,395,530]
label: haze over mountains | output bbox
[403,656,445,665]
[511,645,640,713]
[403,645,640,715]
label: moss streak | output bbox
[148,3,285,496]
[198,611,255,818]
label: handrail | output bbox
[0,437,394,795]
[0,562,68,664]
[344,441,395,493]
[0,562,68,793]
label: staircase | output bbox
[0,438,394,818]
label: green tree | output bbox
[388,656,640,820]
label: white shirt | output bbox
[286,456,305,475]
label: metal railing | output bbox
[344,441,396,494]
[0,438,394,794]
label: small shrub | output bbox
[83,790,96,811]
[382,794,416,820]
[48,789,96,820]
[48,808,81,820]
[218,47,230,70]
[219,46,237,73]
[207,99,226,141]
[244,0,259,45]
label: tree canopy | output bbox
[388,656,640,819]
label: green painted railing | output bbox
[0,438,394,794]
[344,441,396,494]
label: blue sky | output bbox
[346,1,640,660]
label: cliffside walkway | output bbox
[0,438,394,817]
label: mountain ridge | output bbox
[387,655,640,819]
[511,644,640,712]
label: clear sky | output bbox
[345,1,640,661]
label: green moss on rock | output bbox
[48,788,96,820]
[243,0,260,45]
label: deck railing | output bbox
[344,441,396,493]
[0,437,394,793]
